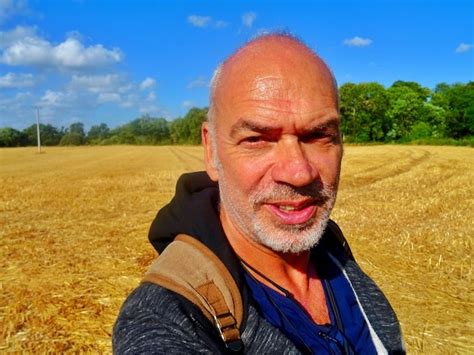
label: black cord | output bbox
[240,260,313,354]
[239,257,292,297]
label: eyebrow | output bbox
[301,118,340,135]
[229,117,340,138]
[230,119,281,138]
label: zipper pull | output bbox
[318,331,339,344]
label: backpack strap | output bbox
[142,234,243,351]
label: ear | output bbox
[201,122,219,181]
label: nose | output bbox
[271,137,317,187]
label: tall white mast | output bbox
[35,106,41,153]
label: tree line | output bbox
[1,81,473,148]
[0,107,207,147]
[340,81,473,143]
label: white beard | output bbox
[217,165,337,254]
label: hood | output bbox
[148,171,244,289]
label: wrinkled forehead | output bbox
[213,38,337,115]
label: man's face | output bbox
[204,45,342,254]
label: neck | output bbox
[220,207,330,324]
[220,207,312,296]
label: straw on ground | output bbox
[0,145,472,353]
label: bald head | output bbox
[208,34,338,128]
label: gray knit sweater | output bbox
[113,256,405,354]
[113,172,405,354]
[114,283,299,354]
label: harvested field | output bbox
[0,145,472,353]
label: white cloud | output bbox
[0,24,165,127]
[146,91,156,101]
[37,87,107,113]
[182,100,193,109]
[242,12,256,27]
[0,72,34,88]
[120,100,134,108]
[70,74,130,94]
[0,26,122,69]
[98,92,121,103]
[0,91,33,128]
[455,43,473,53]
[37,75,141,118]
[188,15,211,27]
[343,36,373,47]
[0,25,36,48]
[187,15,228,29]
[139,104,161,115]
[65,30,85,42]
[39,89,68,108]
[187,75,208,89]
[32,88,100,127]
[0,0,29,23]
[119,93,139,108]
[139,77,156,90]
[215,20,229,29]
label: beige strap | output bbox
[196,282,240,343]
[142,234,242,346]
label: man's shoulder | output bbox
[113,282,224,354]
[113,282,301,354]
[118,282,189,315]
[114,282,212,332]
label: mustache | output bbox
[250,181,335,205]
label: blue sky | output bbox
[0,0,472,130]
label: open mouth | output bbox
[278,205,308,212]
[265,200,318,225]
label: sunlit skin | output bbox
[202,36,342,324]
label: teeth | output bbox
[279,205,297,211]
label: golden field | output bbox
[0,145,472,353]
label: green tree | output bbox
[136,116,169,143]
[88,123,111,143]
[109,125,137,144]
[391,81,431,101]
[169,117,188,144]
[69,122,86,137]
[386,84,428,140]
[418,103,446,138]
[339,83,358,140]
[431,82,474,138]
[22,123,64,146]
[170,107,208,144]
[184,107,208,144]
[0,127,28,147]
[59,133,84,146]
[59,122,86,145]
[408,122,433,140]
[107,115,170,144]
[339,83,389,142]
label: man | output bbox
[113,33,405,354]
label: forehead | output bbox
[213,39,338,129]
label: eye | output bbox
[300,131,326,143]
[300,130,340,144]
[243,136,263,143]
[239,135,272,148]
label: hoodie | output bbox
[113,171,405,354]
